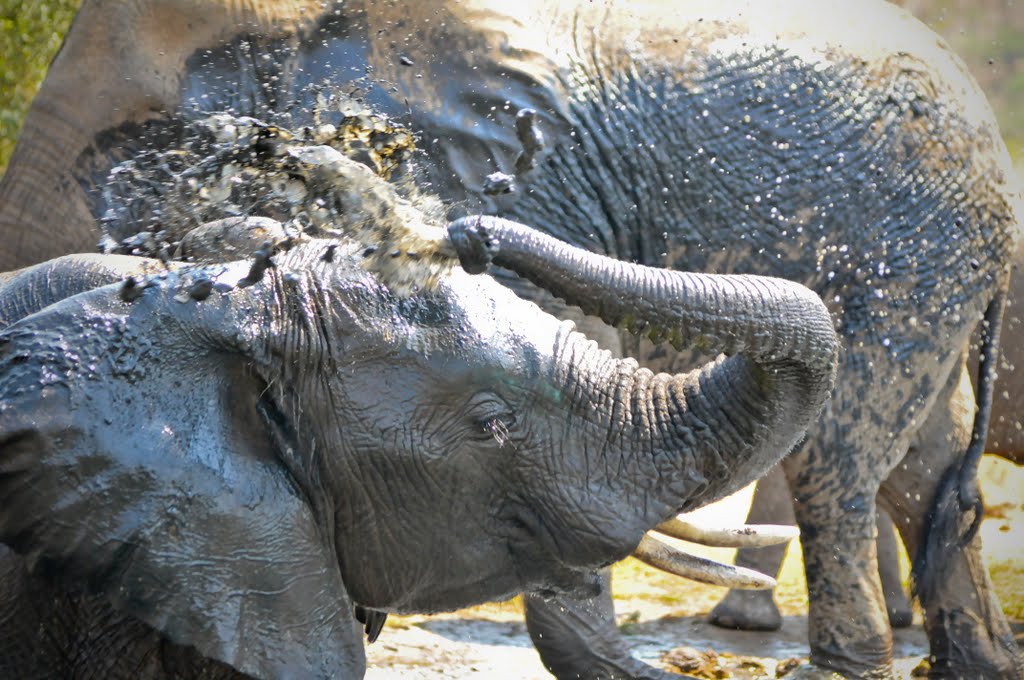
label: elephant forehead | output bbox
[369,272,562,378]
[445,272,560,347]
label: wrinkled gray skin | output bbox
[0,1,1021,678]
[0,224,840,679]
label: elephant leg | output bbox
[709,468,913,633]
[780,418,898,678]
[875,509,912,629]
[879,362,1022,679]
[524,569,677,680]
[708,464,790,631]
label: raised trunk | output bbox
[449,216,838,530]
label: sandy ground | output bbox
[363,456,1024,679]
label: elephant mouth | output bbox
[495,498,610,600]
[498,492,799,594]
[533,570,604,601]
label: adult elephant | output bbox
[0,199,841,677]
[711,246,1024,633]
[1,1,1021,678]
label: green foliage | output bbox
[0,0,80,176]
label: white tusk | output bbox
[632,534,777,590]
[654,516,799,548]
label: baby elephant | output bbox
[0,216,838,678]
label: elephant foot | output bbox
[886,601,913,630]
[598,655,682,680]
[523,572,679,680]
[926,608,1023,680]
[539,641,681,680]
[776,663,847,679]
[708,589,782,631]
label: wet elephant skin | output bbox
[0,224,840,680]
[0,1,1022,679]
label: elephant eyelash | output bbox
[466,392,517,447]
[481,416,512,447]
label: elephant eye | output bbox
[466,392,517,447]
[479,414,515,447]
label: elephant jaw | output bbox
[504,490,797,596]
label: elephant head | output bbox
[0,208,838,677]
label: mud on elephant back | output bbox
[1,1,1023,679]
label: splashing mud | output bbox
[98,102,455,295]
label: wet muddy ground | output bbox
[364,610,945,679]
[364,457,1024,678]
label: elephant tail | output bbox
[912,273,1009,601]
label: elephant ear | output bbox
[0,277,364,678]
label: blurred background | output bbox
[899,0,1023,163]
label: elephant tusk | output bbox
[654,516,799,548]
[632,534,777,590]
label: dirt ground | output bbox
[364,456,1024,679]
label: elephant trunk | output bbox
[448,216,838,538]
